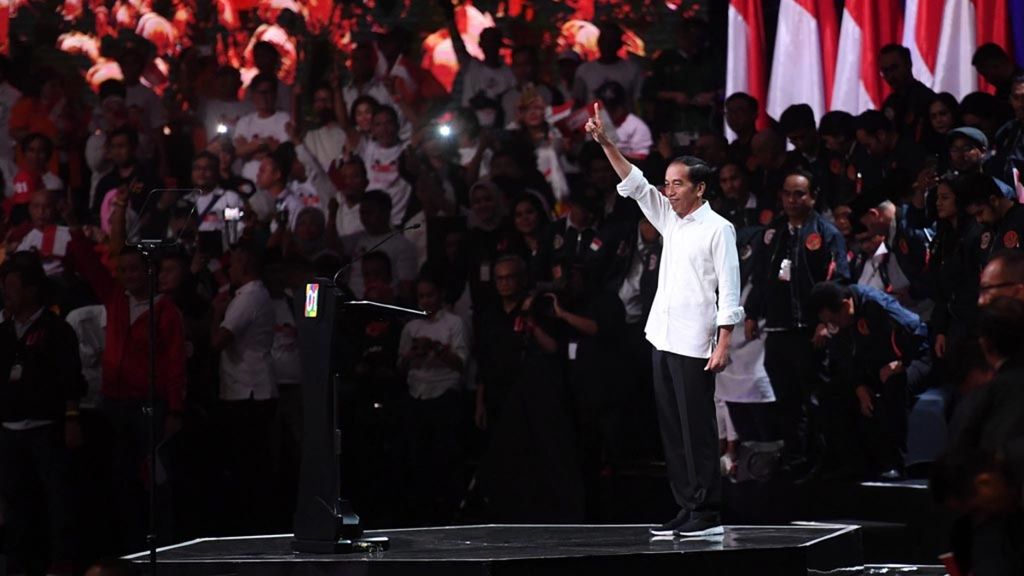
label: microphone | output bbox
[331,222,422,288]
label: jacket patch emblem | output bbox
[1004,230,1019,249]
[805,233,823,251]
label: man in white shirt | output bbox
[587,103,743,538]
[201,66,254,145]
[328,157,368,240]
[187,152,246,252]
[344,190,418,301]
[359,106,412,225]
[444,3,516,127]
[397,274,470,522]
[595,81,652,161]
[573,23,644,109]
[234,73,291,185]
[118,47,165,161]
[211,240,276,532]
[302,84,347,172]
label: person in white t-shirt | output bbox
[572,23,644,109]
[327,156,368,240]
[118,47,165,160]
[234,73,291,185]
[210,240,277,531]
[444,2,515,128]
[358,106,412,226]
[397,273,470,522]
[186,152,246,252]
[340,45,412,142]
[201,66,254,145]
[344,190,418,301]
[302,84,347,172]
[595,81,652,161]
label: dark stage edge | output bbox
[125,523,865,575]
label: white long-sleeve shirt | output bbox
[617,166,745,358]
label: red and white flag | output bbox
[830,0,901,114]
[767,0,838,121]
[726,0,768,137]
[974,0,1010,94]
[902,0,942,88]
[933,0,977,98]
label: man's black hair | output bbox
[855,110,893,134]
[779,103,816,134]
[879,43,912,63]
[0,251,52,305]
[972,43,1011,67]
[819,110,855,139]
[725,92,758,110]
[977,296,1024,360]
[668,155,715,190]
[809,281,852,314]
[361,189,393,214]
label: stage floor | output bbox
[126,523,864,575]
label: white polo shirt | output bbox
[617,166,745,359]
[398,309,470,400]
[219,280,276,401]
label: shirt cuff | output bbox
[716,306,746,328]
[615,165,645,198]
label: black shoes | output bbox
[649,509,691,536]
[673,512,725,538]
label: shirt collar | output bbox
[15,307,44,333]
[680,201,710,224]
[872,242,889,260]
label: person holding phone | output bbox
[187,151,246,257]
[586,103,743,538]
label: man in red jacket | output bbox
[67,231,186,552]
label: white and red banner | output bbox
[933,0,978,98]
[767,0,838,122]
[726,0,768,137]
[830,0,901,114]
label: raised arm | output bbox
[442,0,472,66]
[584,102,632,180]
[587,102,672,232]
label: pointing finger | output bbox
[593,101,600,119]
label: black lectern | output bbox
[291,278,424,553]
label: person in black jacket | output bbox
[930,175,984,377]
[811,282,932,480]
[0,251,84,573]
[744,167,849,466]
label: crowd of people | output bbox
[1,4,1023,574]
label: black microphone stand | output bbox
[124,189,199,574]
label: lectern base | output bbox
[292,536,391,554]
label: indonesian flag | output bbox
[831,0,901,114]
[726,0,768,137]
[767,0,838,122]
[932,0,977,98]
[902,0,942,88]
[975,0,1010,94]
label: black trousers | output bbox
[219,398,277,534]
[0,424,74,568]
[652,350,720,513]
[403,390,463,525]
[764,329,820,457]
